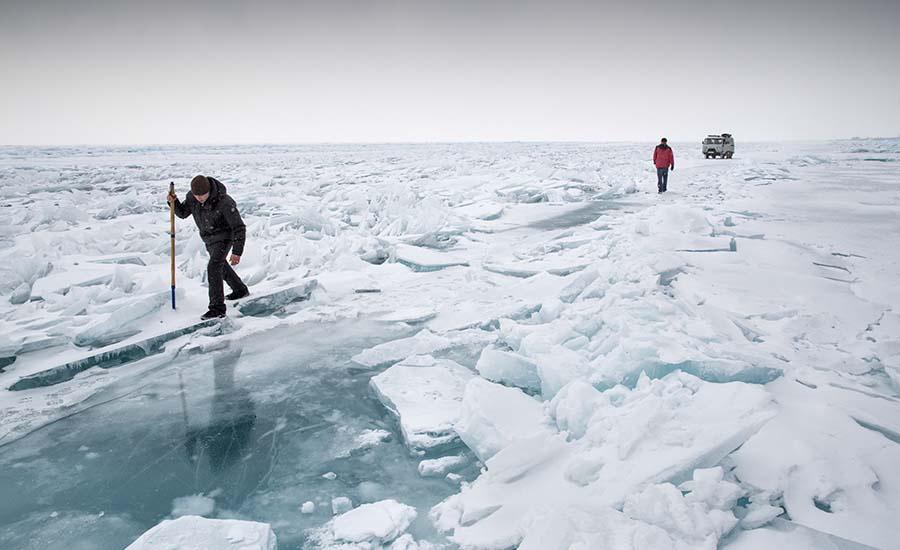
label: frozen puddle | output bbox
[0,320,469,550]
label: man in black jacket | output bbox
[168,175,249,320]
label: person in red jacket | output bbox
[653,138,675,193]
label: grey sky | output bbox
[1,0,898,144]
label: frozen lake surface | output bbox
[0,320,479,549]
[1,141,899,549]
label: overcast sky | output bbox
[1,0,898,144]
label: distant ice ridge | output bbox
[125,516,276,550]
[431,372,776,549]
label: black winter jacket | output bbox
[172,177,247,256]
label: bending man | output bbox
[168,175,249,320]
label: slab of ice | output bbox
[418,456,468,477]
[425,299,542,333]
[432,372,775,549]
[352,328,495,369]
[73,291,168,348]
[394,244,469,272]
[548,379,604,439]
[482,260,591,278]
[724,519,881,550]
[475,346,541,392]
[9,318,218,391]
[306,500,417,549]
[237,279,318,317]
[332,500,417,543]
[28,264,110,300]
[454,201,505,221]
[125,516,276,550]
[353,330,451,368]
[739,503,784,530]
[373,307,438,324]
[454,377,553,462]
[88,253,147,266]
[371,357,474,450]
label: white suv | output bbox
[702,134,735,159]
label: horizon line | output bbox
[1,136,896,148]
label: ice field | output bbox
[0,140,898,549]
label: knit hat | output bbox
[190,175,210,196]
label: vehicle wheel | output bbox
[726,152,733,159]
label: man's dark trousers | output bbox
[206,241,247,314]
[657,168,669,192]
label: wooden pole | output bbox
[169,182,176,310]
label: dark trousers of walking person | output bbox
[206,241,246,314]
[657,168,669,193]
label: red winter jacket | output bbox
[653,145,675,169]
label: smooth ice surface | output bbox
[475,346,541,392]
[0,322,459,549]
[126,515,277,550]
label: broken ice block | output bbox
[475,346,541,392]
[454,377,553,461]
[370,357,474,450]
[306,500,418,549]
[125,516,276,550]
[394,244,469,272]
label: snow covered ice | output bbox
[1,140,899,549]
[125,515,277,550]
[370,356,475,451]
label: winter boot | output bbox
[201,309,226,321]
[226,287,250,300]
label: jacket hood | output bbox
[657,143,669,149]
[207,177,226,201]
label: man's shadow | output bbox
[184,346,257,474]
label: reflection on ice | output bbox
[183,347,257,474]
